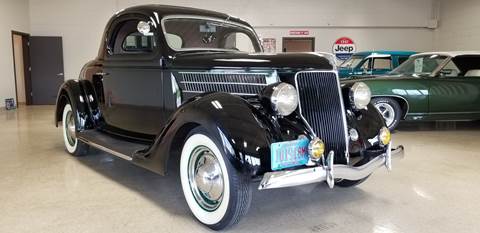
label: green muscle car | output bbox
[343,51,480,130]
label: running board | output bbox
[77,130,150,161]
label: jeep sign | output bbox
[332,37,356,61]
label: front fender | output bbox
[133,92,277,177]
[347,103,386,153]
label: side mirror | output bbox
[137,21,152,35]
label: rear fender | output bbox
[54,80,100,131]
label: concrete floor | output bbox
[1,106,479,233]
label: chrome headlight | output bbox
[350,82,371,109]
[269,82,299,116]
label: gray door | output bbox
[29,36,64,105]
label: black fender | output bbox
[55,79,100,131]
[347,103,386,153]
[340,83,388,162]
[132,92,307,177]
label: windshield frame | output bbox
[389,54,451,76]
[161,14,263,53]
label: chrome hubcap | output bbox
[65,110,76,146]
[188,146,224,211]
[375,103,395,127]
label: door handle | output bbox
[95,72,109,76]
[56,73,64,76]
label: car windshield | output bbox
[390,55,448,75]
[339,56,364,68]
[162,17,261,53]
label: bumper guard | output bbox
[258,143,404,190]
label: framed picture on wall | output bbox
[262,38,276,53]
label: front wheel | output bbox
[180,127,252,230]
[372,97,402,131]
[62,103,89,156]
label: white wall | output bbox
[434,0,480,50]
[29,0,436,81]
[0,0,30,107]
[29,0,118,81]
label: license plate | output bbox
[271,138,309,171]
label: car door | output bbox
[428,59,480,119]
[101,16,166,137]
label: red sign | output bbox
[289,30,309,36]
[332,37,356,60]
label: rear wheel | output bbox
[372,97,402,131]
[62,103,89,156]
[180,127,251,230]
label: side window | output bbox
[360,58,371,71]
[439,61,461,77]
[122,32,154,52]
[224,32,256,53]
[110,19,156,55]
[372,58,392,70]
[398,56,409,66]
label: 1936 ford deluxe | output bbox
[54,5,404,230]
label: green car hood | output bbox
[340,74,417,84]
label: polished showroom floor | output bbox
[1,106,479,233]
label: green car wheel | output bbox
[372,97,402,131]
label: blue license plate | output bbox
[271,138,310,171]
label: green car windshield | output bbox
[339,55,364,68]
[390,54,448,75]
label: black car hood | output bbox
[168,52,334,70]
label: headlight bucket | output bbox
[350,82,372,110]
[261,82,299,116]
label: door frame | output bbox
[282,37,315,52]
[11,31,32,105]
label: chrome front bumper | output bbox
[258,143,404,190]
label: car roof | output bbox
[413,51,480,57]
[353,50,417,56]
[116,4,251,27]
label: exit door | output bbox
[282,37,315,52]
[29,36,64,105]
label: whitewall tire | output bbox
[62,103,88,156]
[180,128,251,230]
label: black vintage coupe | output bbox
[55,5,404,230]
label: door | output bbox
[282,37,315,52]
[11,31,32,105]
[29,36,64,105]
[428,59,480,118]
[101,17,165,137]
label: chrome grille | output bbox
[179,72,269,96]
[295,71,348,160]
